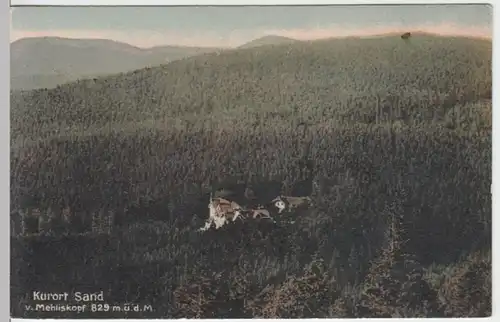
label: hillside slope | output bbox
[10,37,222,90]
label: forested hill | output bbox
[11,34,491,143]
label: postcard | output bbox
[9,3,492,319]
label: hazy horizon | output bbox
[10,5,492,48]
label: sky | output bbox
[10,5,493,48]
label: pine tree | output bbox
[357,198,440,317]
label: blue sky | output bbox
[10,5,493,47]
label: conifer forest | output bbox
[10,33,492,318]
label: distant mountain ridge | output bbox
[10,36,223,91]
[10,35,299,91]
[12,33,486,91]
[238,35,298,48]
